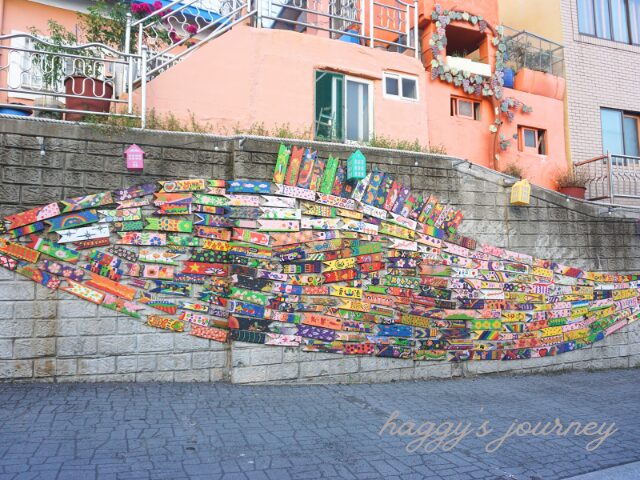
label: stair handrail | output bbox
[145,3,255,78]
[125,0,254,81]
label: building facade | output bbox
[502,0,640,203]
[1,0,570,190]
[561,0,640,162]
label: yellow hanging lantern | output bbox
[510,179,531,206]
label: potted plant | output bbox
[27,1,165,121]
[0,103,33,116]
[556,168,587,199]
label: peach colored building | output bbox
[0,0,568,190]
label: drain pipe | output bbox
[0,0,4,34]
[0,0,5,106]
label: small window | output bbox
[383,73,418,101]
[401,77,417,100]
[385,76,399,96]
[519,126,547,155]
[450,97,481,120]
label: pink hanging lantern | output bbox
[124,144,145,171]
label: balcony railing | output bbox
[574,153,640,203]
[127,0,419,81]
[257,0,419,56]
[0,33,146,125]
[503,26,565,77]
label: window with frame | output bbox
[519,126,547,155]
[315,70,373,143]
[601,108,640,164]
[450,97,481,120]
[577,0,640,45]
[383,73,418,101]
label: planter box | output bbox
[559,186,586,199]
[514,68,565,100]
[447,56,492,77]
[0,105,32,116]
[64,76,114,121]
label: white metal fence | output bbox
[0,33,145,125]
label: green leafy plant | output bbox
[505,39,554,74]
[85,112,447,155]
[78,0,131,50]
[367,135,447,154]
[235,122,313,140]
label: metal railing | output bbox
[2,1,418,126]
[503,26,565,77]
[127,0,255,80]
[0,33,145,125]
[258,0,418,56]
[574,153,640,203]
[127,0,418,78]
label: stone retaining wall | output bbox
[1,117,639,383]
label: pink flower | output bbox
[152,1,163,11]
[132,2,152,15]
[185,24,198,35]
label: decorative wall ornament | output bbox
[428,4,532,141]
[0,144,638,363]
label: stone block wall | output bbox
[1,117,640,383]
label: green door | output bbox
[315,70,344,142]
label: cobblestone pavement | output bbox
[1,369,639,480]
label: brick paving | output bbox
[1,369,639,480]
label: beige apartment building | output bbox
[502,0,640,202]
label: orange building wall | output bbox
[141,25,430,145]
[424,80,567,190]
[418,0,568,190]
[0,0,80,37]
[499,88,568,190]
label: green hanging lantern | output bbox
[347,149,367,181]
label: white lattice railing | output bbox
[0,33,145,124]
[127,0,255,80]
